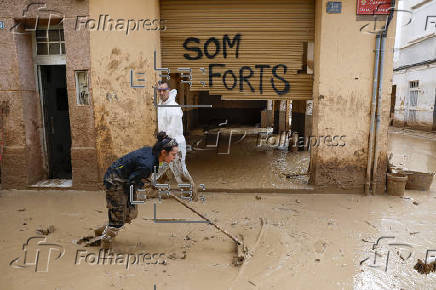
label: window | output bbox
[36,29,65,55]
[75,70,90,105]
[409,80,419,106]
[409,80,419,88]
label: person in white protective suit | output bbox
[156,80,197,200]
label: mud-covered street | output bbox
[1,128,435,290]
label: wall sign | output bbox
[357,0,392,15]
[327,2,342,14]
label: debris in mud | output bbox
[95,209,103,213]
[74,235,101,247]
[17,208,26,212]
[314,240,327,254]
[409,232,419,235]
[295,199,301,204]
[285,173,307,178]
[364,221,377,229]
[414,259,436,275]
[255,195,262,200]
[36,225,55,235]
[184,235,191,241]
[315,258,320,262]
[168,251,186,260]
[412,201,419,206]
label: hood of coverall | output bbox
[160,89,178,105]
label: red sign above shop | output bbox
[356,0,392,15]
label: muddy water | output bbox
[0,129,435,290]
[186,136,311,191]
[388,128,436,173]
[1,188,435,289]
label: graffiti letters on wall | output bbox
[182,34,290,96]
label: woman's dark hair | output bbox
[152,131,178,156]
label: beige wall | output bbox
[0,0,95,188]
[311,0,396,192]
[1,0,397,191]
[89,0,161,177]
[0,19,30,187]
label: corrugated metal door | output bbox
[160,0,315,100]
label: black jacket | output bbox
[103,146,159,188]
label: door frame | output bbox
[32,28,67,176]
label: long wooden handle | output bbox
[170,194,242,245]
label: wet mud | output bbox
[186,136,311,191]
[0,128,435,289]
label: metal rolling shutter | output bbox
[160,0,315,100]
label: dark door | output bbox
[433,89,436,131]
[390,85,396,126]
[39,65,72,179]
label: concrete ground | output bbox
[0,127,435,290]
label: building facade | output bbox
[0,0,396,193]
[392,0,436,131]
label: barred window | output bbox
[36,29,65,55]
[409,80,419,88]
[408,80,420,106]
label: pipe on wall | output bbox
[367,0,395,194]
[365,34,381,195]
[372,33,387,194]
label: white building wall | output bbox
[393,64,436,129]
[393,0,436,130]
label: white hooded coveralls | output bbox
[157,89,187,164]
[156,89,197,199]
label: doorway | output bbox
[38,65,72,179]
[390,85,397,126]
[433,88,436,131]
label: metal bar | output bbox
[170,194,243,245]
[365,34,381,195]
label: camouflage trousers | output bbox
[104,173,138,227]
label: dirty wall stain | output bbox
[92,47,157,175]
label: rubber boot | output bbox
[94,225,106,237]
[101,225,120,249]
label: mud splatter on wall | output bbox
[89,0,161,176]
